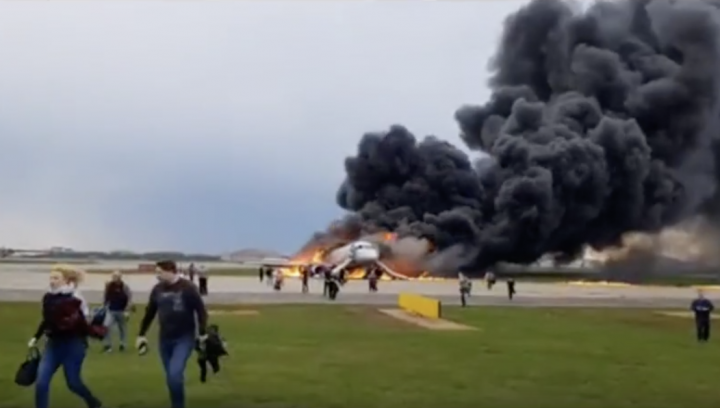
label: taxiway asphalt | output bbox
[0,271,711,308]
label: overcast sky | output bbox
[0,0,529,254]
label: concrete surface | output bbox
[0,271,713,308]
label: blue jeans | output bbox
[103,310,127,348]
[159,335,195,408]
[35,337,100,408]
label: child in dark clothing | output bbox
[196,324,228,383]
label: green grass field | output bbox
[2,303,719,408]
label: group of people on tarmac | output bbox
[258,264,384,299]
[258,265,285,291]
[178,263,210,296]
[458,271,516,307]
[23,260,221,408]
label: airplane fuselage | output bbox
[325,240,380,267]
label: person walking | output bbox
[272,268,284,291]
[197,264,209,296]
[28,265,103,408]
[322,265,332,297]
[459,273,472,307]
[368,266,379,293]
[102,270,133,353]
[136,260,208,408]
[188,263,197,284]
[301,266,309,293]
[485,271,496,290]
[506,278,516,300]
[691,290,714,342]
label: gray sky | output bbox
[0,0,529,254]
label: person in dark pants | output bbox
[272,269,284,291]
[188,263,196,284]
[102,270,133,353]
[327,274,340,300]
[301,266,309,293]
[323,266,332,297]
[459,273,472,307]
[28,266,103,408]
[485,271,496,290]
[338,268,347,286]
[197,265,209,296]
[136,260,208,408]
[368,267,378,293]
[507,279,516,300]
[258,266,265,282]
[691,290,714,342]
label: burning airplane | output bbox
[319,239,408,280]
[259,232,444,281]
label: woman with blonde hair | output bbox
[27,264,104,408]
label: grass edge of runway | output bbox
[3,303,720,408]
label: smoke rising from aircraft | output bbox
[316,0,720,275]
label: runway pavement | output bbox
[0,271,713,308]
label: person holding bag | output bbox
[136,260,208,408]
[27,265,104,408]
[15,347,42,387]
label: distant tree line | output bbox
[21,251,222,262]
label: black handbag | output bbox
[15,347,41,387]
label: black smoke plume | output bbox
[316,0,720,275]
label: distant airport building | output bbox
[49,246,73,253]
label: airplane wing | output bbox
[248,260,315,268]
[329,260,409,281]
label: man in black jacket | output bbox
[322,265,332,297]
[102,271,132,353]
[136,260,208,408]
[691,290,714,342]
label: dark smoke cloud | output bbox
[319,0,720,275]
